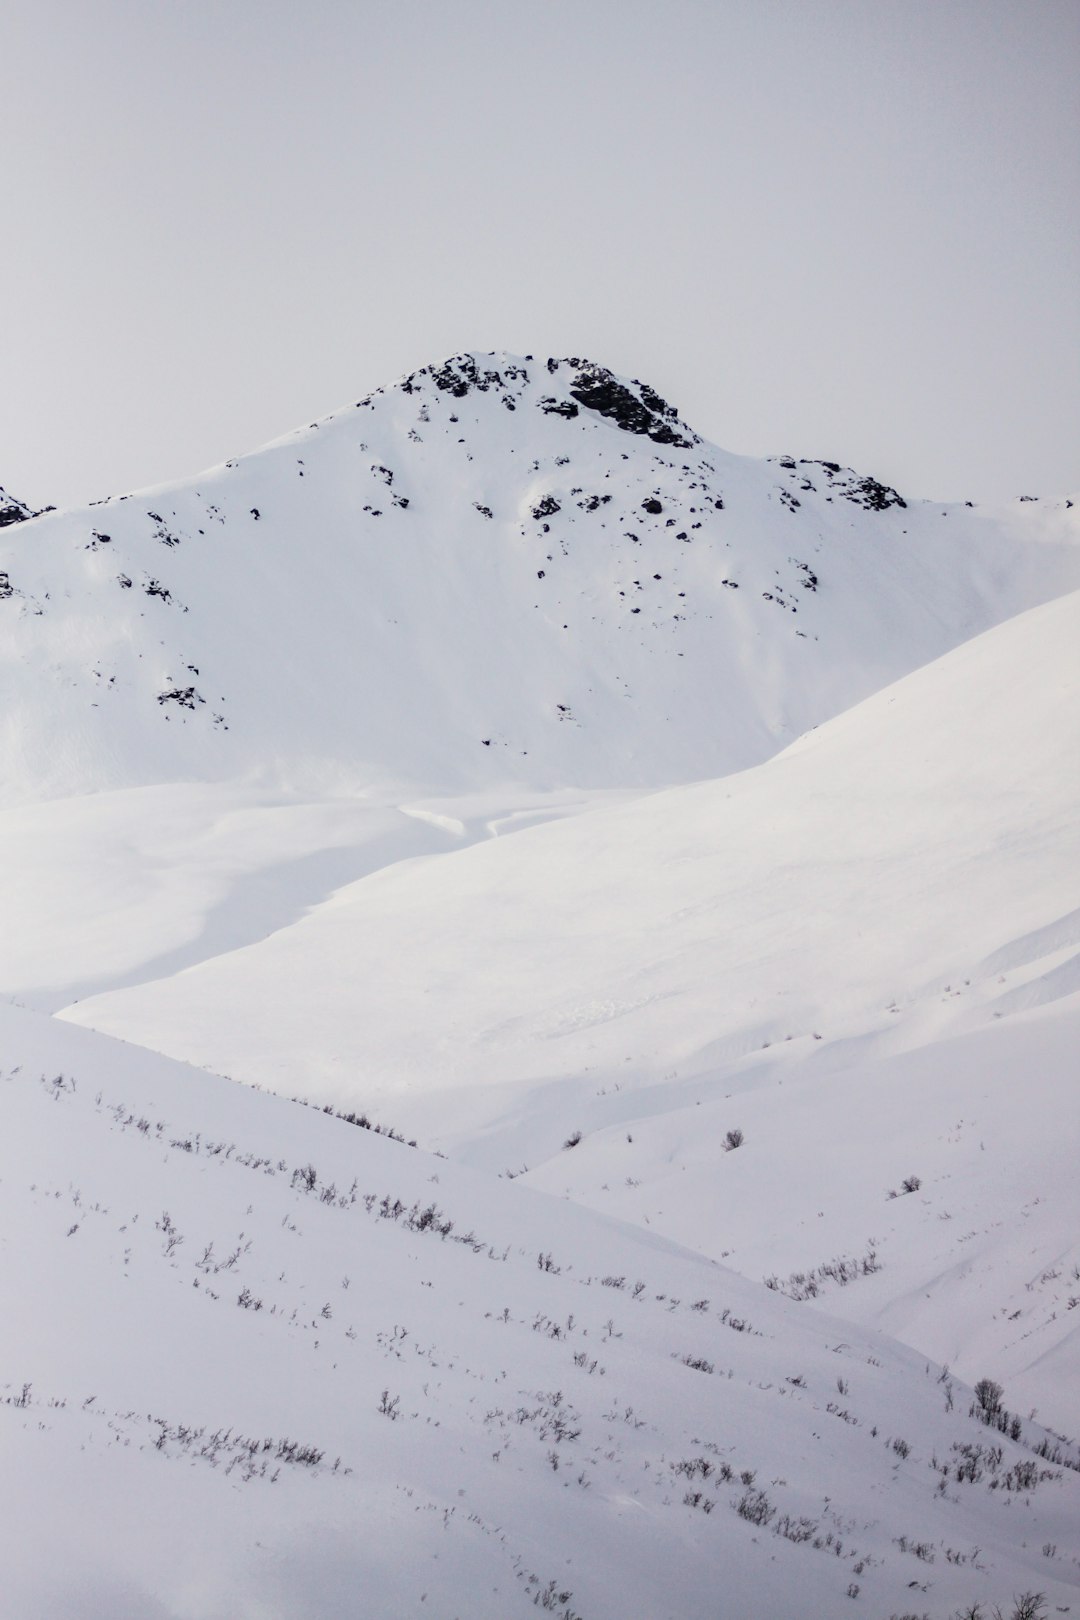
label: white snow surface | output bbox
[58,588,1080,1435]
[1,353,1076,805]
[3,353,1079,1617]
[3,1006,1079,1620]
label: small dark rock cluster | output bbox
[156,685,203,711]
[568,366,695,449]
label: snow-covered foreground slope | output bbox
[1,353,1076,805]
[3,1005,1078,1620]
[61,592,1080,1433]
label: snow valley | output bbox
[2,354,1078,1620]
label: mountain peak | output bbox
[1,353,1077,807]
[0,486,33,528]
[378,351,700,450]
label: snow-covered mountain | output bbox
[1,352,1076,805]
[59,588,1080,1435]
[4,354,1079,1618]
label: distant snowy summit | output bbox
[387,353,906,510]
[397,353,701,449]
[1,350,1077,804]
[0,485,33,529]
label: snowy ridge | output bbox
[1,352,1076,804]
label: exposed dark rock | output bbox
[638,382,679,422]
[531,495,561,520]
[428,355,521,398]
[798,461,906,511]
[431,357,476,397]
[840,475,906,512]
[641,497,663,515]
[539,397,579,418]
[568,366,696,448]
[157,685,203,711]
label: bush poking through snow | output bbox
[970,1379,1024,1442]
[951,1598,1049,1620]
[735,1486,776,1526]
[764,1246,880,1300]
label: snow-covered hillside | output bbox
[4,353,1079,1617]
[4,1005,1078,1620]
[0,353,1076,805]
[59,589,1080,1438]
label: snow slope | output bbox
[61,591,1080,1431]
[5,353,1079,1616]
[3,1004,1078,1620]
[1,353,1076,805]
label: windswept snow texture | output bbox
[4,352,1080,1617]
[0,352,1077,805]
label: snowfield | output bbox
[4,1006,1079,1620]
[2,354,1078,1617]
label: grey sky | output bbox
[3,0,1077,510]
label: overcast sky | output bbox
[3,0,1077,510]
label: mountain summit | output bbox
[0,484,33,528]
[1,350,1077,805]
